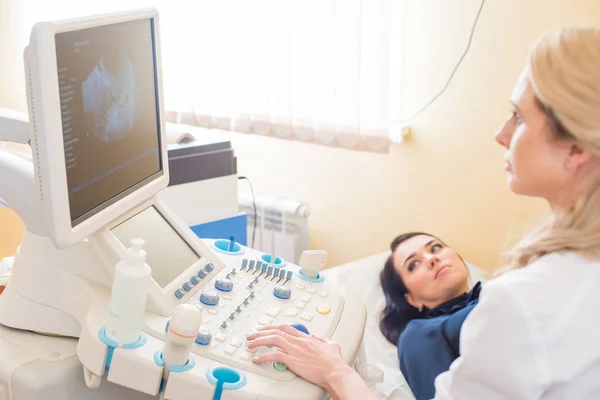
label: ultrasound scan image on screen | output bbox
[55,18,162,226]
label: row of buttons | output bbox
[296,283,328,298]
[241,259,294,286]
[174,263,215,299]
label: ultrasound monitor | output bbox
[26,9,169,248]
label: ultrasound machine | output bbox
[0,8,366,400]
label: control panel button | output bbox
[208,309,218,315]
[230,339,243,348]
[215,278,234,292]
[295,301,306,310]
[273,361,288,371]
[224,346,236,355]
[240,351,253,361]
[307,287,317,294]
[300,295,311,303]
[300,312,314,322]
[205,263,215,272]
[190,276,200,285]
[318,290,329,298]
[296,283,306,290]
[216,333,228,342]
[195,329,212,346]
[222,294,232,301]
[258,316,274,326]
[200,291,220,306]
[284,309,299,317]
[182,282,192,292]
[273,286,292,300]
[317,304,331,315]
[174,289,185,299]
[198,270,208,279]
[266,307,282,317]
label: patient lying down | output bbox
[379,232,482,400]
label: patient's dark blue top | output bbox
[398,282,482,400]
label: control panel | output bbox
[144,239,340,382]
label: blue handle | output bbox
[228,236,235,252]
[213,382,225,400]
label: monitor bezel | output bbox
[26,8,169,248]
[91,196,226,316]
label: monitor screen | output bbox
[55,18,162,226]
[111,206,201,288]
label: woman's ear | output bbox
[405,292,422,311]
[567,143,594,171]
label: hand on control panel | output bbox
[299,250,327,279]
[245,324,347,391]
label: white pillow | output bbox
[324,252,489,400]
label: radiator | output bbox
[238,191,310,265]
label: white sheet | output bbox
[323,252,489,400]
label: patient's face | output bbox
[392,234,470,310]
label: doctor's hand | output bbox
[246,324,348,389]
[245,324,376,400]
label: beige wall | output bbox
[0,208,24,258]
[2,0,600,269]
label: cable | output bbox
[238,176,257,248]
[399,0,486,123]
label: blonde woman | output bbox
[246,26,600,399]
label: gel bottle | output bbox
[106,238,151,346]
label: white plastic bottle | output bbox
[106,238,151,346]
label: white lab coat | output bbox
[433,252,600,399]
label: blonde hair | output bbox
[505,27,600,270]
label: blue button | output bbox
[190,276,200,285]
[273,286,292,300]
[279,269,287,278]
[200,291,220,306]
[182,282,192,292]
[256,261,263,269]
[174,289,185,299]
[249,260,256,269]
[242,259,248,268]
[196,329,212,345]
[267,266,274,276]
[285,270,293,280]
[198,270,208,279]
[290,323,310,335]
[215,278,234,292]
[274,267,280,277]
[205,263,215,272]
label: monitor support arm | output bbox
[0,109,30,144]
[0,109,45,235]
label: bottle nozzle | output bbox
[127,238,147,265]
[130,238,145,255]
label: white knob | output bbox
[299,250,327,279]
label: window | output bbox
[8,0,405,152]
